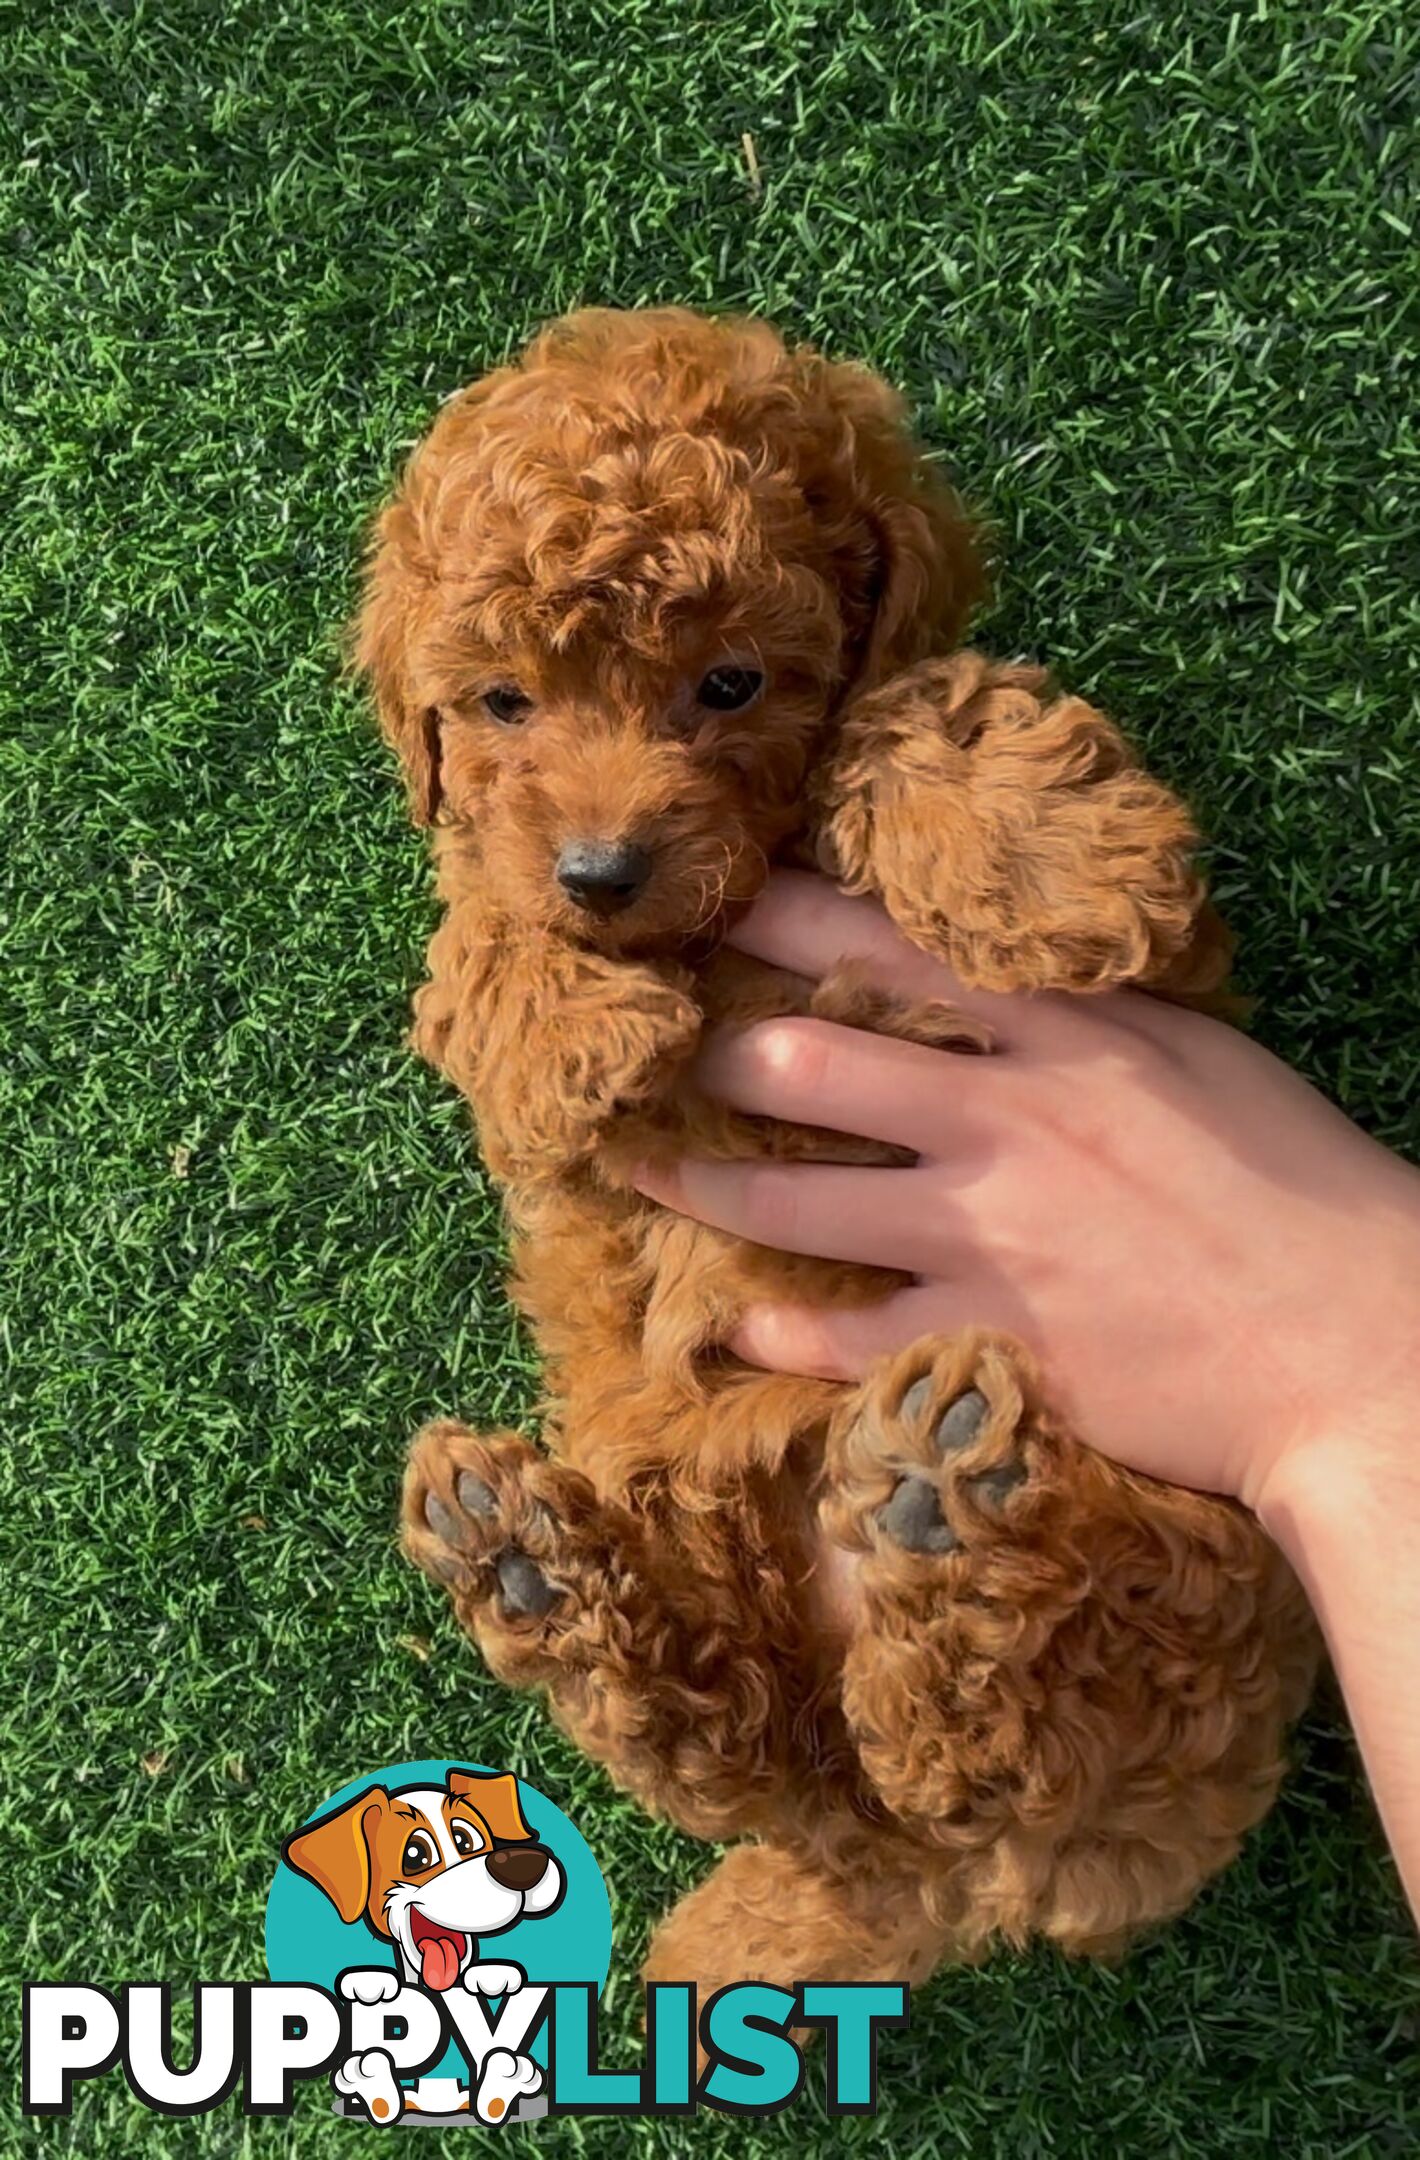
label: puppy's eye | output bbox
[450,1821,480,1858]
[401,1832,438,1874]
[482,684,533,726]
[696,666,764,713]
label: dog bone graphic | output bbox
[474,2047,542,2124]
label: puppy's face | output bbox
[412,554,834,954]
[357,308,980,951]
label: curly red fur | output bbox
[356,307,1318,2003]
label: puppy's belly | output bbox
[809,1529,863,1641]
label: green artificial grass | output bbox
[3,1,1418,2152]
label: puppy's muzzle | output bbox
[486,1844,553,1892]
[556,838,651,916]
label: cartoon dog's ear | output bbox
[283,1787,389,1924]
[446,1769,533,1844]
[353,499,443,827]
[795,351,985,702]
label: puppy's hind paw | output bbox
[875,1380,1028,1553]
[404,1423,570,1626]
[404,1417,739,1788]
[475,2047,543,2124]
[334,2048,404,2125]
[824,1332,1043,1576]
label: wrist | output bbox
[1249,1195,1420,1532]
[1255,1412,1419,1570]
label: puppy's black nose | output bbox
[556,838,652,915]
[486,1844,551,1893]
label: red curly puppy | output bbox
[356,307,1318,2003]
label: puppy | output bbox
[356,308,1319,2005]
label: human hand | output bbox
[635,872,1420,1520]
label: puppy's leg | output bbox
[808,956,992,1057]
[415,927,703,1184]
[404,1422,803,1841]
[642,1836,952,2011]
[821,1330,1319,1949]
[814,651,1232,997]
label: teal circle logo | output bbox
[265,1758,611,2125]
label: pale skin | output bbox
[634,871,1420,1922]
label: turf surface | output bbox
[3,1,1418,2151]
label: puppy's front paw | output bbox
[817,652,1217,995]
[339,1969,401,2007]
[482,960,703,1179]
[568,967,703,1127]
[463,1961,525,1997]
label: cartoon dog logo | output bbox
[283,1766,563,2125]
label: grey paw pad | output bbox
[877,1474,960,1555]
[934,1388,990,1453]
[456,1472,498,1520]
[898,1380,991,1456]
[495,1548,560,1619]
[424,1492,464,1547]
[971,1461,1027,1508]
[426,1549,468,1587]
[900,1376,936,1426]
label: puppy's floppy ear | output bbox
[798,353,985,699]
[352,373,514,826]
[446,1769,533,1843]
[283,1786,389,1924]
[354,495,443,826]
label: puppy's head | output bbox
[355,307,981,950]
[283,1768,564,1992]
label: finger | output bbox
[693,1016,1007,1156]
[633,1156,935,1272]
[729,872,1149,1051]
[729,1281,1034,1379]
[726,871,1026,1033]
[728,1288,943,1380]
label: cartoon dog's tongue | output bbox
[410,1913,465,1992]
[420,1933,461,1992]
